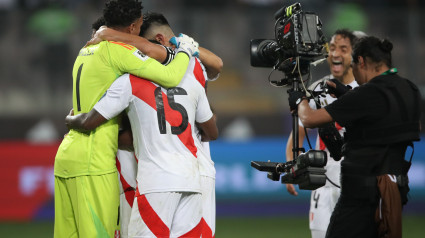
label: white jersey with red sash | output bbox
[94,58,213,195]
[192,60,217,237]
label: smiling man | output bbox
[327,30,358,85]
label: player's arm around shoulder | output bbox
[106,36,198,89]
[199,47,223,79]
[94,26,169,63]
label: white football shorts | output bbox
[309,185,341,233]
[119,189,135,238]
[128,191,202,238]
[200,176,215,238]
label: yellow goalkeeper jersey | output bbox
[54,41,189,178]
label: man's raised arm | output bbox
[88,26,169,63]
[91,27,223,79]
[199,47,223,79]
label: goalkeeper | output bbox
[88,12,223,238]
[53,0,199,237]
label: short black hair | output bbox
[103,0,143,28]
[139,12,171,37]
[334,29,357,47]
[92,17,105,31]
[352,36,393,68]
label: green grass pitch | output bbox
[0,215,424,237]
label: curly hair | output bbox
[91,17,105,31]
[103,0,143,28]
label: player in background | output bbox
[65,41,218,237]
[53,0,199,237]
[285,29,363,238]
[89,12,222,237]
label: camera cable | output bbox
[325,175,340,188]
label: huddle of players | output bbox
[54,0,221,237]
[106,14,220,237]
[99,15,220,238]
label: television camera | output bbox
[250,2,329,190]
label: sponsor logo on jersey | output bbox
[78,46,98,56]
[133,50,149,61]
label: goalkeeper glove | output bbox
[170,33,200,58]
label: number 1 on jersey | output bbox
[75,63,83,112]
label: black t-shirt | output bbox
[324,74,420,176]
[325,81,390,175]
[325,79,388,129]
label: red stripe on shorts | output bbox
[115,157,135,207]
[200,218,213,238]
[179,218,203,237]
[136,191,170,237]
[129,75,197,157]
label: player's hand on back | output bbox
[170,33,200,58]
[64,108,74,132]
[85,26,107,47]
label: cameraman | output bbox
[285,29,360,238]
[290,36,422,238]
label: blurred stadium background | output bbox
[1,0,424,237]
